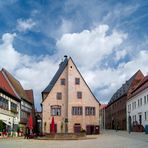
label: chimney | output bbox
[64,55,68,59]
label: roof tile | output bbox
[0,71,17,98]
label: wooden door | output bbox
[74,124,81,133]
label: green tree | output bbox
[0,120,5,132]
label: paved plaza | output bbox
[0,130,148,148]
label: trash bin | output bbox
[145,125,148,134]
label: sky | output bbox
[0,0,148,110]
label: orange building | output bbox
[41,56,100,134]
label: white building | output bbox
[0,70,21,132]
[126,76,148,132]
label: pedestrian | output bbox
[24,127,30,139]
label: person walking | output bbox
[24,127,30,139]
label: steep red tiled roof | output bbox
[0,70,17,98]
[129,75,148,99]
[100,104,107,110]
[108,70,144,105]
[2,68,32,103]
[25,89,34,104]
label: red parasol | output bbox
[27,114,33,130]
[51,116,55,134]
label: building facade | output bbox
[126,75,148,132]
[42,56,100,134]
[0,70,21,132]
[105,70,144,130]
[99,104,107,131]
[0,68,35,132]
[35,111,42,135]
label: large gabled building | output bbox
[105,70,144,130]
[41,56,100,134]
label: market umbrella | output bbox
[51,116,55,134]
[27,114,33,132]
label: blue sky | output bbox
[0,0,148,110]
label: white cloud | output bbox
[57,25,127,68]
[114,49,127,61]
[82,50,148,103]
[56,25,148,103]
[0,24,148,108]
[0,33,20,71]
[0,33,58,109]
[17,18,36,32]
[57,19,73,37]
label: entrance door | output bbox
[94,126,100,134]
[86,125,95,135]
[139,114,142,125]
[74,124,81,133]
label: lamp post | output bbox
[128,111,131,134]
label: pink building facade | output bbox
[41,56,100,134]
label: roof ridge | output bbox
[2,68,31,103]
[0,71,19,99]
[131,75,148,94]
[42,56,69,95]
[108,70,143,105]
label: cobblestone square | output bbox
[0,130,148,148]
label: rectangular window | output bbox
[72,107,83,115]
[132,102,134,110]
[134,102,136,109]
[0,96,8,110]
[128,104,131,112]
[144,96,146,104]
[56,92,62,100]
[145,112,147,120]
[77,91,82,99]
[138,99,140,107]
[51,106,61,116]
[11,102,17,112]
[140,98,142,106]
[75,78,80,85]
[85,107,95,115]
[61,78,65,85]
